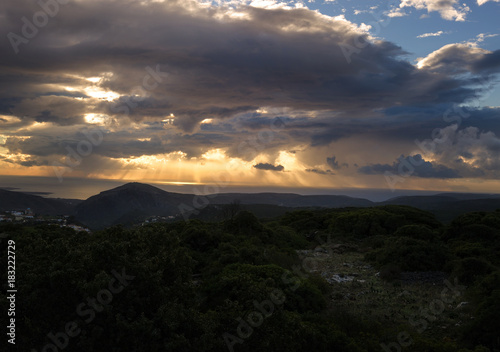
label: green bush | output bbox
[452,257,496,285]
[366,236,451,271]
[1,207,498,352]
[379,263,402,281]
[393,224,436,241]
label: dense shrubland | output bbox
[0,206,498,351]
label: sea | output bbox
[0,175,443,201]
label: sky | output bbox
[0,0,500,196]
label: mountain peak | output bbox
[108,182,164,193]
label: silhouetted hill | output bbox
[74,182,195,229]
[73,183,374,229]
[380,195,457,209]
[210,193,374,208]
[0,189,80,215]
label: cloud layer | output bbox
[0,0,499,189]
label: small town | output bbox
[0,208,91,233]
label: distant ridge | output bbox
[73,184,500,227]
[0,189,81,215]
[2,182,499,228]
[379,194,500,221]
[210,192,374,208]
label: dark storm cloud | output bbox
[0,1,491,124]
[253,163,284,171]
[358,154,462,179]
[0,0,499,169]
[308,106,500,146]
[327,156,341,170]
[2,127,219,159]
[19,159,50,167]
[472,49,500,73]
[305,168,334,175]
[326,155,348,170]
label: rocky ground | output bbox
[297,242,474,341]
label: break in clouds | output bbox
[0,0,500,181]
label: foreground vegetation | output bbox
[1,205,499,351]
